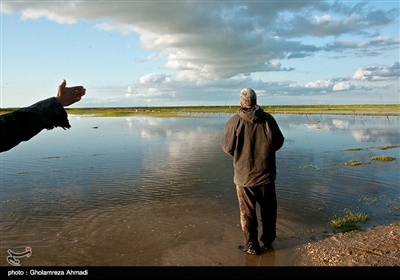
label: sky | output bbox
[1,0,399,108]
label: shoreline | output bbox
[293,222,400,266]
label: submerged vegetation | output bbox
[377,145,400,150]
[347,148,363,151]
[347,145,400,152]
[1,104,399,117]
[330,210,369,232]
[347,160,365,166]
[370,156,396,162]
[344,156,397,166]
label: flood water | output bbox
[0,113,399,267]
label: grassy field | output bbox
[1,104,399,117]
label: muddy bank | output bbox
[293,222,399,266]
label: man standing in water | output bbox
[221,88,284,255]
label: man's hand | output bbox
[55,79,86,107]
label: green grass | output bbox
[69,104,400,117]
[1,104,399,117]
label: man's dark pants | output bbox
[236,182,277,249]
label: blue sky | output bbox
[1,0,399,108]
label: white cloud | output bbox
[333,81,351,91]
[139,73,168,85]
[7,1,397,81]
[305,80,333,89]
[2,1,399,106]
[351,62,400,81]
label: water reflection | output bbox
[0,113,398,266]
[352,129,400,144]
